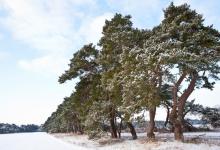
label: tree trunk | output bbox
[174,116,184,141]
[170,74,186,132]
[147,106,156,139]
[110,108,118,138]
[127,122,137,140]
[178,73,198,118]
[117,118,122,138]
[172,72,198,141]
[164,105,170,127]
[78,123,84,134]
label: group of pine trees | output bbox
[43,3,220,141]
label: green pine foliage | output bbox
[43,3,220,141]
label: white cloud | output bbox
[18,55,68,76]
[0,0,79,54]
[106,0,165,28]
[0,0,114,75]
[16,12,113,76]
[79,13,113,44]
[3,0,218,76]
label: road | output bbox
[0,132,86,150]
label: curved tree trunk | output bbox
[169,73,186,140]
[174,73,198,141]
[147,106,156,139]
[127,122,137,140]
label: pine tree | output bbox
[44,3,220,142]
[98,14,135,138]
[158,3,220,141]
[59,44,101,134]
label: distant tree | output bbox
[201,107,220,128]
[0,123,40,134]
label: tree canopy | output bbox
[44,3,220,142]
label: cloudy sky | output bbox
[0,0,219,125]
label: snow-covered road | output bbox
[0,132,86,150]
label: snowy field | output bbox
[53,132,220,150]
[0,132,87,150]
[0,132,220,150]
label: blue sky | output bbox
[0,0,219,125]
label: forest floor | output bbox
[52,131,220,150]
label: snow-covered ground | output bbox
[0,132,220,150]
[53,132,220,150]
[0,132,87,150]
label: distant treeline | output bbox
[0,123,41,134]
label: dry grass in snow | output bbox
[52,132,220,150]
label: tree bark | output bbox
[178,73,198,117]
[118,118,122,138]
[147,106,156,139]
[78,123,84,134]
[174,117,184,141]
[127,122,137,140]
[171,72,198,141]
[164,105,170,127]
[170,73,187,125]
[110,108,118,138]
